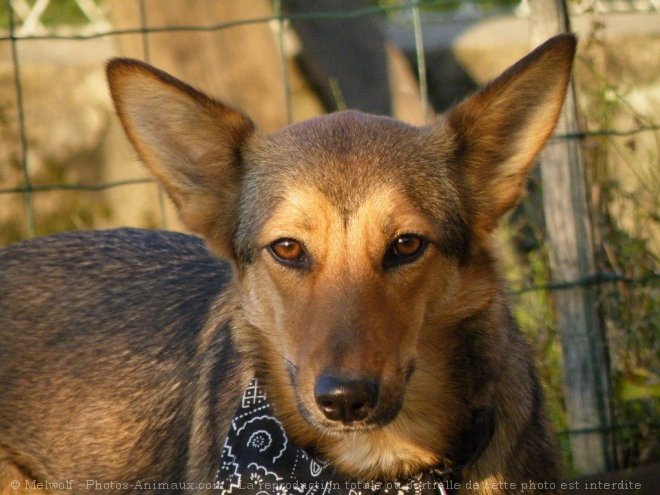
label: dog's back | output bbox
[0,229,231,489]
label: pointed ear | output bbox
[106,58,256,259]
[446,34,577,235]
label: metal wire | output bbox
[6,0,35,237]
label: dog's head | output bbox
[107,34,576,476]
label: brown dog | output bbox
[0,34,577,494]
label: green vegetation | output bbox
[0,0,103,30]
[503,20,660,472]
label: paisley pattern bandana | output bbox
[214,379,449,495]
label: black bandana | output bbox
[214,379,449,495]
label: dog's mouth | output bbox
[299,406,382,434]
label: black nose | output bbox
[314,374,379,423]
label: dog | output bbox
[0,34,576,494]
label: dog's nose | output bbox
[314,374,378,423]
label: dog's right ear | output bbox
[107,58,256,259]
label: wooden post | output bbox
[528,0,613,475]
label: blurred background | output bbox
[0,0,658,485]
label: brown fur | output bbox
[0,35,577,494]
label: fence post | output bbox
[528,0,613,475]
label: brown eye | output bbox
[269,238,308,267]
[393,235,423,257]
[383,234,428,269]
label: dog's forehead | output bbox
[249,111,455,210]
[263,111,422,173]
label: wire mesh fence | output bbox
[1,0,658,477]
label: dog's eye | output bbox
[393,235,423,257]
[269,238,308,267]
[383,234,427,269]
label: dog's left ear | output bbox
[446,34,577,236]
[107,58,256,259]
